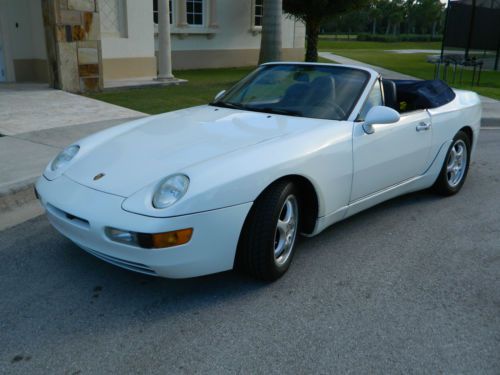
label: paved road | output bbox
[1,130,499,374]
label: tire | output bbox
[432,130,471,196]
[236,181,300,281]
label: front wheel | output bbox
[236,181,300,281]
[432,130,471,196]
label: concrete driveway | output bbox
[0,83,144,136]
[1,130,499,374]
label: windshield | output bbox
[211,64,370,121]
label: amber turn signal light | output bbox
[137,228,193,249]
[106,227,193,249]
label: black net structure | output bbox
[442,0,500,70]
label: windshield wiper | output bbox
[209,102,247,110]
[209,103,302,117]
[252,107,303,117]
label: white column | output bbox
[177,0,188,27]
[157,0,174,80]
[208,0,218,28]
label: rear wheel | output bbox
[236,181,300,281]
[432,130,471,196]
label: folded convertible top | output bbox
[393,79,456,110]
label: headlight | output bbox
[51,145,80,171]
[152,174,190,209]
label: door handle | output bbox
[416,122,431,132]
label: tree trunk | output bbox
[258,0,282,64]
[305,18,320,62]
[432,21,437,37]
[385,21,391,35]
[372,19,377,35]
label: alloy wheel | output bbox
[274,195,299,266]
[446,139,468,187]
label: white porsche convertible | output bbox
[36,63,481,281]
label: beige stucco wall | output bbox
[100,1,156,59]
[102,56,156,79]
[102,47,304,80]
[0,0,48,82]
[170,48,304,70]
[100,0,156,80]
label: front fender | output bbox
[122,122,353,218]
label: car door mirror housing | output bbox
[362,106,400,134]
[214,90,226,101]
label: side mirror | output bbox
[362,106,400,134]
[214,90,226,101]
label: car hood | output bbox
[64,105,313,197]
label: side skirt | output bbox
[307,139,452,237]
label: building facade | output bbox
[0,0,305,90]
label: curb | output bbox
[0,177,37,213]
[0,176,37,199]
[0,178,41,231]
[481,118,500,127]
[103,79,188,92]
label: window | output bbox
[254,0,263,27]
[99,0,127,38]
[153,0,173,24]
[358,80,383,121]
[186,0,204,25]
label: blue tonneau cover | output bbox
[394,79,456,110]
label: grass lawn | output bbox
[87,67,254,114]
[318,38,441,51]
[319,39,500,100]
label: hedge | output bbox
[356,33,442,42]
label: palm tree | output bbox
[284,0,369,62]
[381,0,404,35]
[389,0,405,36]
[369,0,382,35]
[258,0,283,64]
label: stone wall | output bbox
[43,0,103,92]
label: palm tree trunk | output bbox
[305,18,320,62]
[385,21,391,35]
[372,18,377,35]
[258,0,282,64]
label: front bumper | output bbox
[36,176,252,278]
